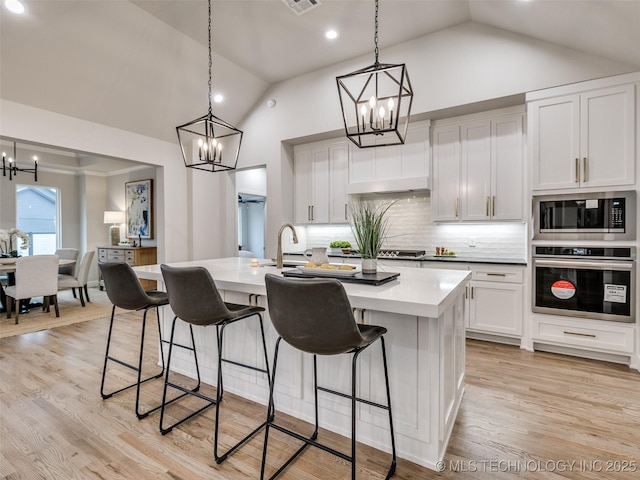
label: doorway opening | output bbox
[236,167,266,258]
[238,194,265,257]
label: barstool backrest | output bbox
[160,264,230,325]
[99,261,154,310]
[264,273,363,355]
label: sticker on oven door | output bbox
[604,284,626,303]
[551,280,576,299]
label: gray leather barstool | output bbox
[262,273,396,480]
[159,264,272,464]
[99,261,169,419]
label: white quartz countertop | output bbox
[133,257,471,318]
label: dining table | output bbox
[0,258,76,314]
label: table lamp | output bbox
[104,211,125,246]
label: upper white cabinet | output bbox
[432,125,461,221]
[347,121,430,194]
[432,108,524,222]
[328,143,349,223]
[294,140,349,225]
[528,80,636,191]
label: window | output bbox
[16,185,59,255]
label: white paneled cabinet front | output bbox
[432,125,461,221]
[467,265,524,337]
[294,140,348,225]
[328,143,349,223]
[529,83,635,191]
[347,122,430,194]
[460,120,491,221]
[468,281,523,337]
[432,109,524,223]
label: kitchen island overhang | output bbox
[133,257,470,471]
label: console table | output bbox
[97,246,157,290]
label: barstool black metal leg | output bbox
[351,349,362,480]
[214,313,272,464]
[260,337,282,480]
[100,305,117,399]
[101,305,166,404]
[159,319,212,435]
[135,306,166,419]
[214,323,226,461]
[380,336,397,479]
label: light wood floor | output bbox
[1,312,639,479]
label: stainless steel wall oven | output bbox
[532,246,636,323]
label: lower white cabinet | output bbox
[532,315,635,355]
[422,262,525,339]
[467,265,524,337]
[468,281,523,337]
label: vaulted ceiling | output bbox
[1,0,638,172]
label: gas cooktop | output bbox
[376,249,426,259]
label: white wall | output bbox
[237,22,635,258]
[1,99,189,263]
[2,22,636,264]
[236,167,267,197]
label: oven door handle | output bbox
[534,259,634,271]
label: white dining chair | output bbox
[5,255,60,324]
[55,248,79,276]
[58,250,95,306]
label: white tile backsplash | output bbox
[295,191,526,259]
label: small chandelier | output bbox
[176,0,242,172]
[2,141,38,182]
[336,0,413,148]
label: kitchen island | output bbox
[133,257,470,471]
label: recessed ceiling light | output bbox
[4,0,25,14]
[213,94,224,103]
[325,30,338,40]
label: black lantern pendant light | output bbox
[176,0,242,172]
[336,0,413,148]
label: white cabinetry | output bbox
[347,121,430,194]
[422,262,524,339]
[294,140,349,224]
[431,125,461,221]
[431,108,524,222]
[532,315,635,355]
[528,81,636,191]
[467,265,524,338]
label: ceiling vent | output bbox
[282,0,321,16]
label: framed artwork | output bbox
[125,179,153,239]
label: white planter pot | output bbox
[361,258,377,274]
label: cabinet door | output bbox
[329,143,349,224]
[294,147,313,224]
[401,125,430,179]
[491,114,524,220]
[348,144,375,184]
[460,120,491,221]
[310,147,330,223]
[469,281,523,336]
[530,95,580,191]
[580,84,635,188]
[432,125,461,221]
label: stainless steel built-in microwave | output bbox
[533,191,636,241]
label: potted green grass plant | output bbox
[350,200,395,274]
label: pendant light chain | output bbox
[373,0,379,65]
[176,0,243,172]
[207,0,213,115]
